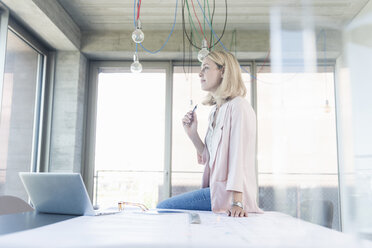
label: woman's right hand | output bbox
[182,110,198,138]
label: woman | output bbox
[157,51,262,217]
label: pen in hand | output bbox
[190,105,198,122]
[192,104,198,113]
[183,105,198,127]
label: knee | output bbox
[156,199,169,209]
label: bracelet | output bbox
[231,201,243,209]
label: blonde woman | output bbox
[157,51,262,217]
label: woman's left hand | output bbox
[227,206,248,217]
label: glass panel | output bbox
[93,70,166,209]
[0,30,40,201]
[338,0,372,238]
[171,65,252,196]
[257,65,340,230]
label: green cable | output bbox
[234,29,237,56]
[230,29,235,51]
[229,29,237,55]
[203,0,205,36]
[186,0,202,43]
[186,0,202,42]
[188,9,202,43]
[206,0,213,50]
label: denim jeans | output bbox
[157,188,211,211]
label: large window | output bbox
[93,69,166,208]
[256,65,340,230]
[88,61,340,231]
[0,29,44,201]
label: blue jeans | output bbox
[157,188,211,211]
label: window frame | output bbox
[0,4,9,117]
[7,18,49,173]
[84,59,340,223]
[84,61,173,201]
[85,60,256,201]
[0,9,50,178]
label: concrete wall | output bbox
[49,51,87,173]
[81,29,342,60]
[0,0,80,50]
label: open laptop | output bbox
[19,172,119,216]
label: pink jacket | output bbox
[197,96,263,213]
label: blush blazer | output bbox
[197,96,263,213]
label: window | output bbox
[92,68,167,208]
[88,60,340,229]
[0,29,44,201]
[256,65,340,230]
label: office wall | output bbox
[48,51,87,173]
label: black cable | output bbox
[182,6,187,75]
[182,0,228,50]
[234,29,237,55]
[209,0,215,49]
[182,0,201,49]
[189,30,193,105]
[209,0,227,49]
[189,30,193,72]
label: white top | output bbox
[205,103,228,169]
[205,111,216,169]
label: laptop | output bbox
[19,172,119,216]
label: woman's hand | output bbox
[182,110,198,138]
[227,206,248,217]
[182,110,205,155]
[227,192,247,217]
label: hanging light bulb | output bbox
[130,52,142,73]
[324,99,331,113]
[198,38,209,63]
[132,19,144,44]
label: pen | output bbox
[188,105,198,125]
[192,104,198,113]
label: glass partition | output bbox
[337,0,372,239]
[0,30,43,201]
[256,65,340,230]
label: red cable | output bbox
[257,49,271,73]
[136,0,142,21]
[190,0,209,47]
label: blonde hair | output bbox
[202,50,247,106]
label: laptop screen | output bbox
[19,173,95,216]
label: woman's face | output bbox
[199,57,223,93]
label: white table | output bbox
[0,210,371,248]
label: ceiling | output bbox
[2,0,369,58]
[58,0,370,31]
